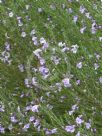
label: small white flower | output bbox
[21,32,26,37]
[9,12,14,17]
[38,8,43,13]
[99,37,102,41]
[30,29,36,35]
[71,44,79,54]
[32,77,37,85]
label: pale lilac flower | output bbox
[24,78,30,87]
[51,56,61,65]
[62,78,71,87]
[76,116,84,125]
[51,128,57,134]
[76,62,82,69]
[0,125,5,133]
[73,16,78,23]
[85,122,91,129]
[80,26,86,33]
[68,8,73,13]
[5,42,10,51]
[40,37,46,44]
[29,116,35,122]
[31,105,39,112]
[91,22,97,34]
[99,77,102,83]
[32,36,37,41]
[76,131,80,136]
[61,47,69,52]
[10,116,18,123]
[79,6,86,14]
[39,66,49,76]
[76,79,80,85]
[42,42,49,50]
[72,104,78,110]
[39,58,45,65]
[94,63,99,70]
[33,119,40,127]
[26,105,32,111]
[23,123,30,131]
[65,125,75,133]
[18,64,24,72]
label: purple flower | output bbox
[76,80,80,85]
[65,125,75,133]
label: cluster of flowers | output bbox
[0,42,12,65]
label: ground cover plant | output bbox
[0,0,102,135]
